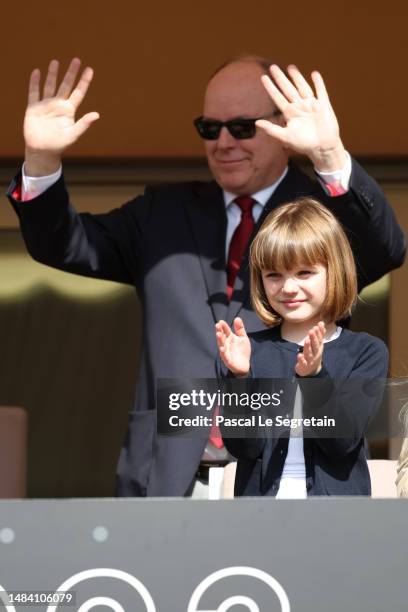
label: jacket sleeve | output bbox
[7,171,153,288]
[317,158,406,291]
[299,337,389,458]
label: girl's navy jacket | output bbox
[222,327,389,496]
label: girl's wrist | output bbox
[312,363,322,376]
[230,363,250,378]
[298,363,323,378]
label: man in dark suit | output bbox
[8,56,405,496]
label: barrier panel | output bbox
[0,498,406,611]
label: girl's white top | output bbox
[276,326,342,499]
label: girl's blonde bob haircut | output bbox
[250,197,358,327]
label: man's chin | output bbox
[214,172,250,194]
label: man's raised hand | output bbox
[256,64,346,172]
[24,58,99,176]
[215,317,251,377]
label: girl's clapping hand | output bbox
[215,317,251,376]
[295,321,326,377]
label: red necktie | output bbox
[227,196,255,301]
[208,197,255,451]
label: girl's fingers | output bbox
[217,319,231,337]
[313,325,322,343]
[215,330,225,350]
[296,353,307,369]
[317,321,326,341]
[215,322,229,350]
[309,329,320,354]
[304,337,313,361]
[233,317,247,337]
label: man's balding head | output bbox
[201,58,288,195]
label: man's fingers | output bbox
[69,67,95,109]
[256,119,287,143]
[28,68,41,105]
[287,64,314,99]
[70,112,100,141]
[43,59,59,99]
[311,71,330,104]
[260,75,288,112]
[56,57,82,98]
[269,64,301,102]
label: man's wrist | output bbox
[310,141,347,173]
[21,162,62,202]
[24,148,62,177]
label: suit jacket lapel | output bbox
[226,163,313,322]
[185,182,228,323]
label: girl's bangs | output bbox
[252,226,327,271]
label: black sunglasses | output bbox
[193,112,281,140]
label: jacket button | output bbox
[359,190,374,208]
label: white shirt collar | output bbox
[223,166,289,208]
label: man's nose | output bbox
[216,126,236,148]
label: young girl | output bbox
[215,197,388,498]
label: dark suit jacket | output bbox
[7,159,405,496]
